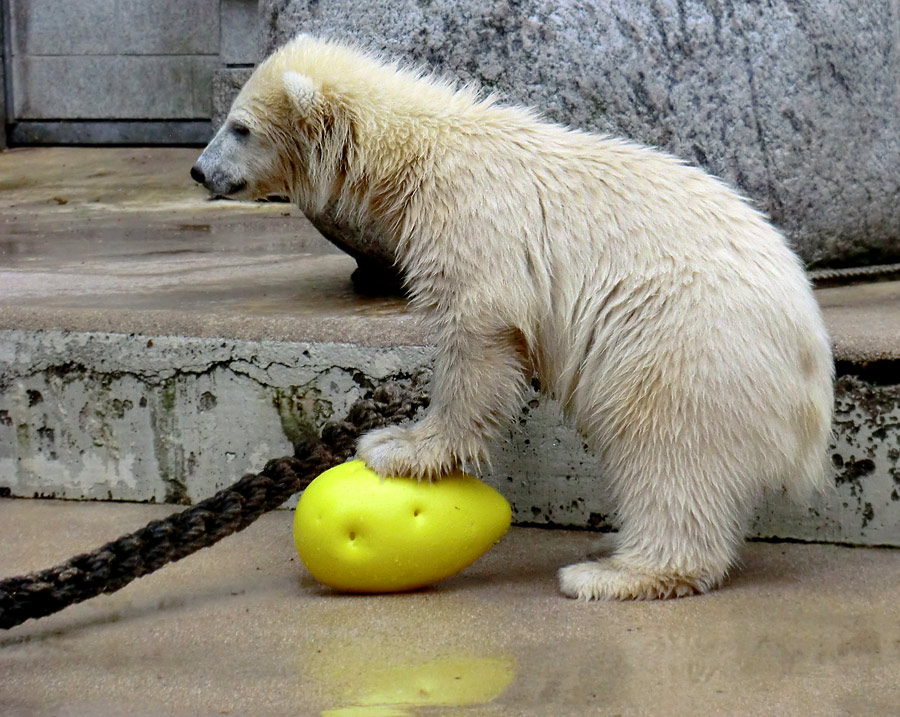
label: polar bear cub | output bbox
[192,35,833,600]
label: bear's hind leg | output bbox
[558,449,751,600]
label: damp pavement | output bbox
[1,499,899,716]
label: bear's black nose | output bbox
[190,164,206,185]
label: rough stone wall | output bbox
[212,68,254,131]
[0,5,7,149]
[261,0,900,268]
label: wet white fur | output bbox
[215,35,834,600]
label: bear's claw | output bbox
[356,424,456,481]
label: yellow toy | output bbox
[293,460,511,592]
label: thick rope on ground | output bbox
[807,261,900,287]
[0,376,429,630]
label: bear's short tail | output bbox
[783,386,834,503]
[786,441,831,504]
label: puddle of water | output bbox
[323,707,410,717]
[300,639,515,715]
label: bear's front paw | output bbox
[356,424,456,481]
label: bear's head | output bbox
[190,35,457,294]
[191,37,359,215]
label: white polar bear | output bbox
[192,35,834,600]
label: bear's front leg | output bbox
[357,326,530,480]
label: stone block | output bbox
[221,0,261,65]
[13,56,217,120]
[11,0,219,56]
[0,330,432,505]
[261,0,900,269]
[212,68,254,130]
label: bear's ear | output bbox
[282,71,319,114]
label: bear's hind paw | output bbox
[558,559,717,601]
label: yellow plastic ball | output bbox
[293,460,512,593]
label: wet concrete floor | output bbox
[1,499,899,716]
[0,147,418,346]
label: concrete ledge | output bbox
[1,326,898,546]
[815,281,900,363]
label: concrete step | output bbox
[1,147,898,545]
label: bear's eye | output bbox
[231,122,251,138]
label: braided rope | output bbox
[808,261,900,287]
[0,377,428,630]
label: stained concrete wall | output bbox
[6,0,259,144]
[0,330,431,504]
[2,328,898,547]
